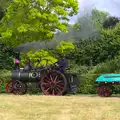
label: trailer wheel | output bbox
[12,80,27,95]
[97,85,113,97]
[41,70,67,96]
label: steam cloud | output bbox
[16,14,100,52]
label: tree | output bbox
[0,0,10,10]
[0,8,4,20]
[70,9,120,66]
[74,20,120,66]
[0,0,11,20]
[91,8,109,28]
[103,16,120,29]
[0,0,78,47]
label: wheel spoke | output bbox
[50,74,53,82]
[43,78,51,83]
[56,80,62,84]
[41,83,50,86]
[56,85,64,89]
[52,89,55,95]
[56,87,61,93]
[54,76,58,82]
[45,87,51,92]
[56,82,64,85]
[54,88,58,95]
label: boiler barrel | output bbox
[12,70,40,82]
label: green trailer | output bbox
[95,74,120,97]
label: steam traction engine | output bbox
[6,53,80,96]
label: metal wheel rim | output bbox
[41,71,67,96]
[12,80,27,95]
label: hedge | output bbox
[0,69,11,92]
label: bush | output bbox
[0,51,13,70]
[69,60,94,74]
[70,62,96,94]
[0,69,11,93]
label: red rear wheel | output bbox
[40,70,67,96]
[6,81,13,93]
[97,85,112,97]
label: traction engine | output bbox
[6,52,80,95]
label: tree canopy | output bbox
[0,0,10,20]
[0,0,78,47]
[103,16,120,29]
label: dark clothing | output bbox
[14,52,21,70]
[14,63,19,70]
[57,57,68,73]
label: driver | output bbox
[14,52,21,70]
[57,56,68,73]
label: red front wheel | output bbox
[40,70,67,96]
[6,81,13,93]
[12,80,27,95]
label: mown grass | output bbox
[0,94,120,120]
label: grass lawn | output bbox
[0,94,120,120]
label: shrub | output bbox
[0,69,11,93]
[0,51,13,70]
